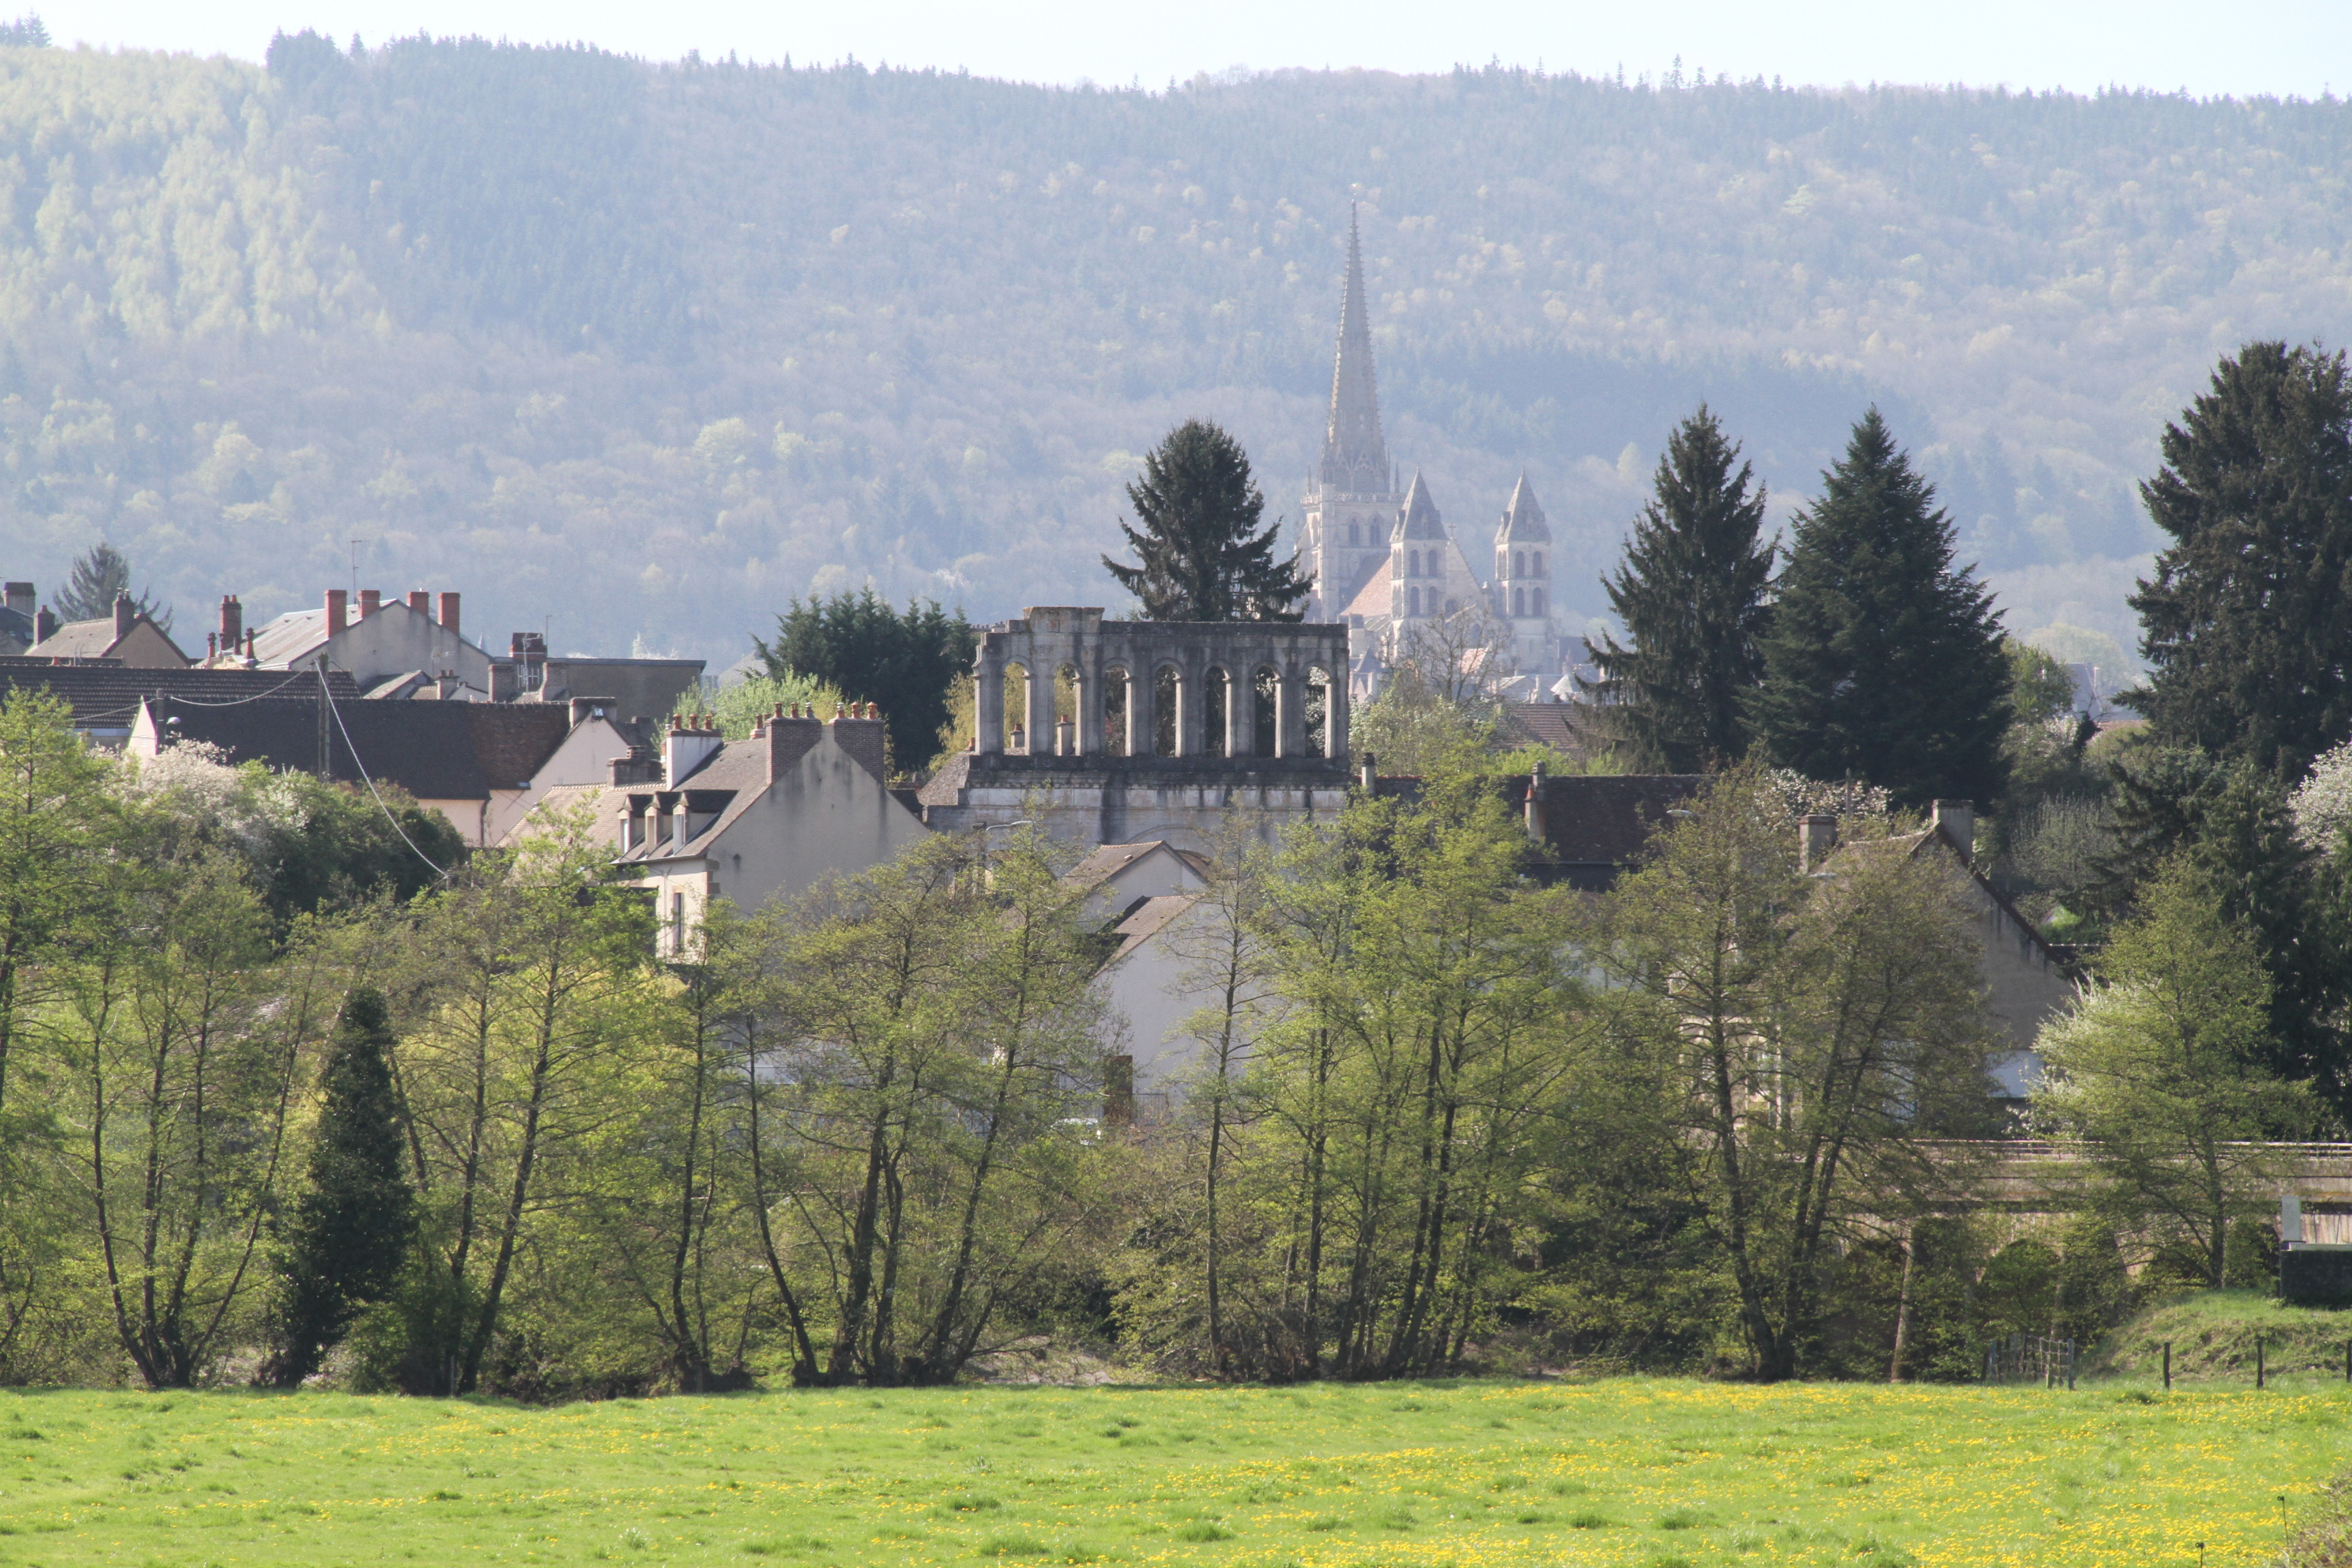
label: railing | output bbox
[1983,1331,2076,1388]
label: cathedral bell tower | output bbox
[1492,473,1557,676]
[1301,207,1403,620]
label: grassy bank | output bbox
[0,1377,2345,1567]
[2092,1290,2352,1383]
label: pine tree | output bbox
[2129,341,2352,778]
[1102,419,1309,622]
[265,987,415,1387]
[52,541,169,630]
[753,589,975,774]
[1584,406,1774,770]
[1750,409,2011,808]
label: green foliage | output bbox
[1587,405,1774,770]
[1751,410,2013,808]
[2035,859,2317,1285]
[265,986,416,1387]
[664,670,845,739]
[0,14,46,47]
[1102,419,1308,623]
[2132,342,2352,777]
[754,589,973,776]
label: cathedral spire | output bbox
[1320,206,1390,494]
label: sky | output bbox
[35,0,2352,99]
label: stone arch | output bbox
[1102,664,1132,758]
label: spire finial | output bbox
[1320,206,1390,496]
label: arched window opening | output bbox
[1055,664,1082,755]
[1203,666,1230,758]
[1407,587,1421,617]
[1305,668,1330,757]
[1514,550,1526,578]
[1533,587,1546,617]
[1253,667,1279,758]
[1347,521,1360,546]
[1153,665,1181,757]
[1102,666,1130,757]
[1003,662,1032,752]
[1533,551,1544,575]
[1408,549,1421,577]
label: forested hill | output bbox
[3,36,2347,666]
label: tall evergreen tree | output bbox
[51,541,169,630]
[1584,406,1775,770]
[265,987,414,1387]
[754,589,975,774]
[1750,410,2012,808]
[2129,340,2352,778]
[1103,419,1309,622]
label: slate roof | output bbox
[1106,894,1201,964]
[146,696,570,801]
[1341,557,1393,621]
[1497,702,1588,756]
[0,661,361,731]
[246,607,331,668]
[25,611,186,664]
[1495,474,1550,542]
[1065,840,1211,892]
[1522,774,1708,870]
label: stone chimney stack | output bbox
[218,595,242,651]
[2,583,31,619]
[763,705,823,784]
[1799,813,1839,875]
[436,591,461,638]
[1359,751,1377,794]
[827,702,887,783]
[358,588,381,619]
[34,606,55,643]
[325,588,348,634]
[1931,800,1975,864]
[113,592,135,638]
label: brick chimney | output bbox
[325,588,348,633]
[113,592,135,638]
[218,595,242,651]
[407,589,430,616]
[763,706,823,784]
[33,606,54,643]
[828,702,887,783]
[358,589,381,618]
[1,583,30,619]
[1931,800,1975,865]
[436,591,460,638]
[1799,814,1839,875]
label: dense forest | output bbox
[0,34,2347,664]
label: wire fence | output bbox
[1983,1331,2077,1388]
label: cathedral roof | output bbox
[1394,471,1447,540]
[1341,556,1393,621]
[1318,207,1390,495]
[1496,473,1550,543]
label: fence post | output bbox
[2066,1338,2076,1391]
[2164,1341,2172,1392]
[2257,1335,2266,1390]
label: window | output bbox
[1407,549,1420,577]
[1533,587,1546,617]
[1514,550,1526,578]
[1533,551,1544,575]
[1513,587,1525,617]
[1347,520,1360,546]
[1407,586,1421,617]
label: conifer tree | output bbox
[1103,420,1309,621]
[2129,340,2352,777]
[265,987,414,1387]
[1750,410,2010,808]
[1584,406,1774,770]
[52,541,169,630]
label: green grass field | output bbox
[1,1375,2345,1568]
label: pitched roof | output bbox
[1498,702,1588,755]
[247,607,331,667]
[26,610,187,665]
[1319,207,1390,494]
[1064,840,1212,892]
[1395,472,1447,540]
[1106,893,1201,964]
[1341,556,1394,621]
[1524,774,1709,868]
[145,696,568,801]
[1496,474,1550,543]
[0,660,361,730]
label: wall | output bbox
[312,603,493,689]
[538,657,705,724]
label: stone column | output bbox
[1221,667,1249,758]
[1025,657,1054,755]
[1075,647,1104,757]
[1178,657,1207,758]
[1278,668,1307,757]
[1324,668,1350,760]
[975,644,1004,755]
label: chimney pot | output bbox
[113,592,135,638]
[325,588,348,634]
[436,591,460,638]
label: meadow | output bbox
[0,1375,2345,1568]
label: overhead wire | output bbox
[314,664,452,881]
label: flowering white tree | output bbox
[2289,737,2352,853]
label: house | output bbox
[25,594,190,668]
[1064,839,1210,925]
[0,660,362,746]
[124,693,627,847]
[599,707,930,953]
[244,589,490,691]
[1091,892,1224,1115]
[0,583,34,655]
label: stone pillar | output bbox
[975,645,1004,755]
[1222,668,1249,758]
[1178,657,1207,758]
[1324,670,1350,760]
[1137,664,1164,758]
[1278,670,1307,757]
[1075,652,1104,757]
